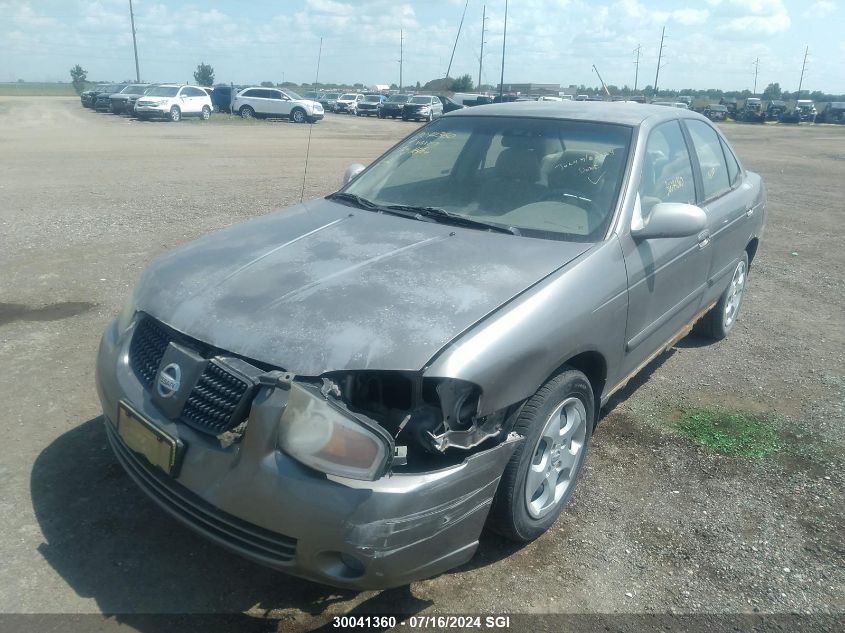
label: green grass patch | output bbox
[0,82,79,96]
[675,409,781,458]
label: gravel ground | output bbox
[0,97,842,630]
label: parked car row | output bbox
[80,83,324,123]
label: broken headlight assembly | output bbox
[277,381,394,481]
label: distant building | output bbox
[496,83,560,95]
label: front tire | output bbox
[488,368,594,542]
[201,105,211,120]
[168,106,181,122]
[695,251,749,340]
[291,107,306,123]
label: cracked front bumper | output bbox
[95,318,519,589]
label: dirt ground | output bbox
[0,97,842,630]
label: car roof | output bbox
[446,100,704,126]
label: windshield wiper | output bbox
[326,192,382,210]
[328,192,441,223]
[385,204,521,235]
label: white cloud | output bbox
[804,0,837,17]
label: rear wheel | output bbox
[488,368,594,542]
[201,105,211,120]
[239,105,254,119]
[291,107,307,123]
[168,106,181,122]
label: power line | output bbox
[478,5,488,89]
[499,0,508,100]
[128,0,140,82]
[446,0,470,79]
[654,25,665,95]
[797,46,809,95]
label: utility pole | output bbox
[446,0,470,79]
[593,65,610,97]
[654,25,665,96]
[797,45,808,95]
[633,44,641,92]
[478,5,488,90]
[314,36,322,89]
[128,0,140,82]
[399,29,404,90]
[499,0,508,100]
[752,57,759,94]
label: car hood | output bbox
[134,199,592,375]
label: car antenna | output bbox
[300,36,322,204]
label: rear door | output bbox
[619,119,712,376]
[682,119,755,307]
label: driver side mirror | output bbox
[631,202,706,240]
[342,163,366,186]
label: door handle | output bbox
[697,230,711,249]
[745,204,755,217]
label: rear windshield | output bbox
[387,95,409,103]
[363,96,382,102]
[410,96,432,104]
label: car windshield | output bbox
[387,95,409,102]
[324,93,339,99]
[145,86,179,97]
[364,96,381,102]
[122,85,147,93]
[342,116,632,241]
[284,89,303,100]
[410,96,431,104]
[340,94,356,100]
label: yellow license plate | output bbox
[118,402,178,475]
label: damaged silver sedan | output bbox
[96,102,765,588]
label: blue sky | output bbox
[1,0,842,92]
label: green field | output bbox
[0,82,82,96]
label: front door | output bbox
[619,120,712,376]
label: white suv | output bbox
[335,93,364,114]
[134,84,213,122]
[232,87,324,123]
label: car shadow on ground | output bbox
[29,417,437,631]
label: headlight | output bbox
[277,381,392,481]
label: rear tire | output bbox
[488,368,594,542]
[168,106,181,122]
[239,105,254,119]
[695,251,749,340]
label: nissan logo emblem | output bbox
[156,363,182,398]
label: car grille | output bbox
[106,420,297,564]
[129,316,256,435]
[180,362,251,434]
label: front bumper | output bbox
[335,103,355,113]
[96,318,518,589]
[134,103,171,117]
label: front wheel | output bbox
[695,251,749,340]
[488,368,594,542]
[291,108,307,123]
[168,106,181,122]
[201,105,211,120]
